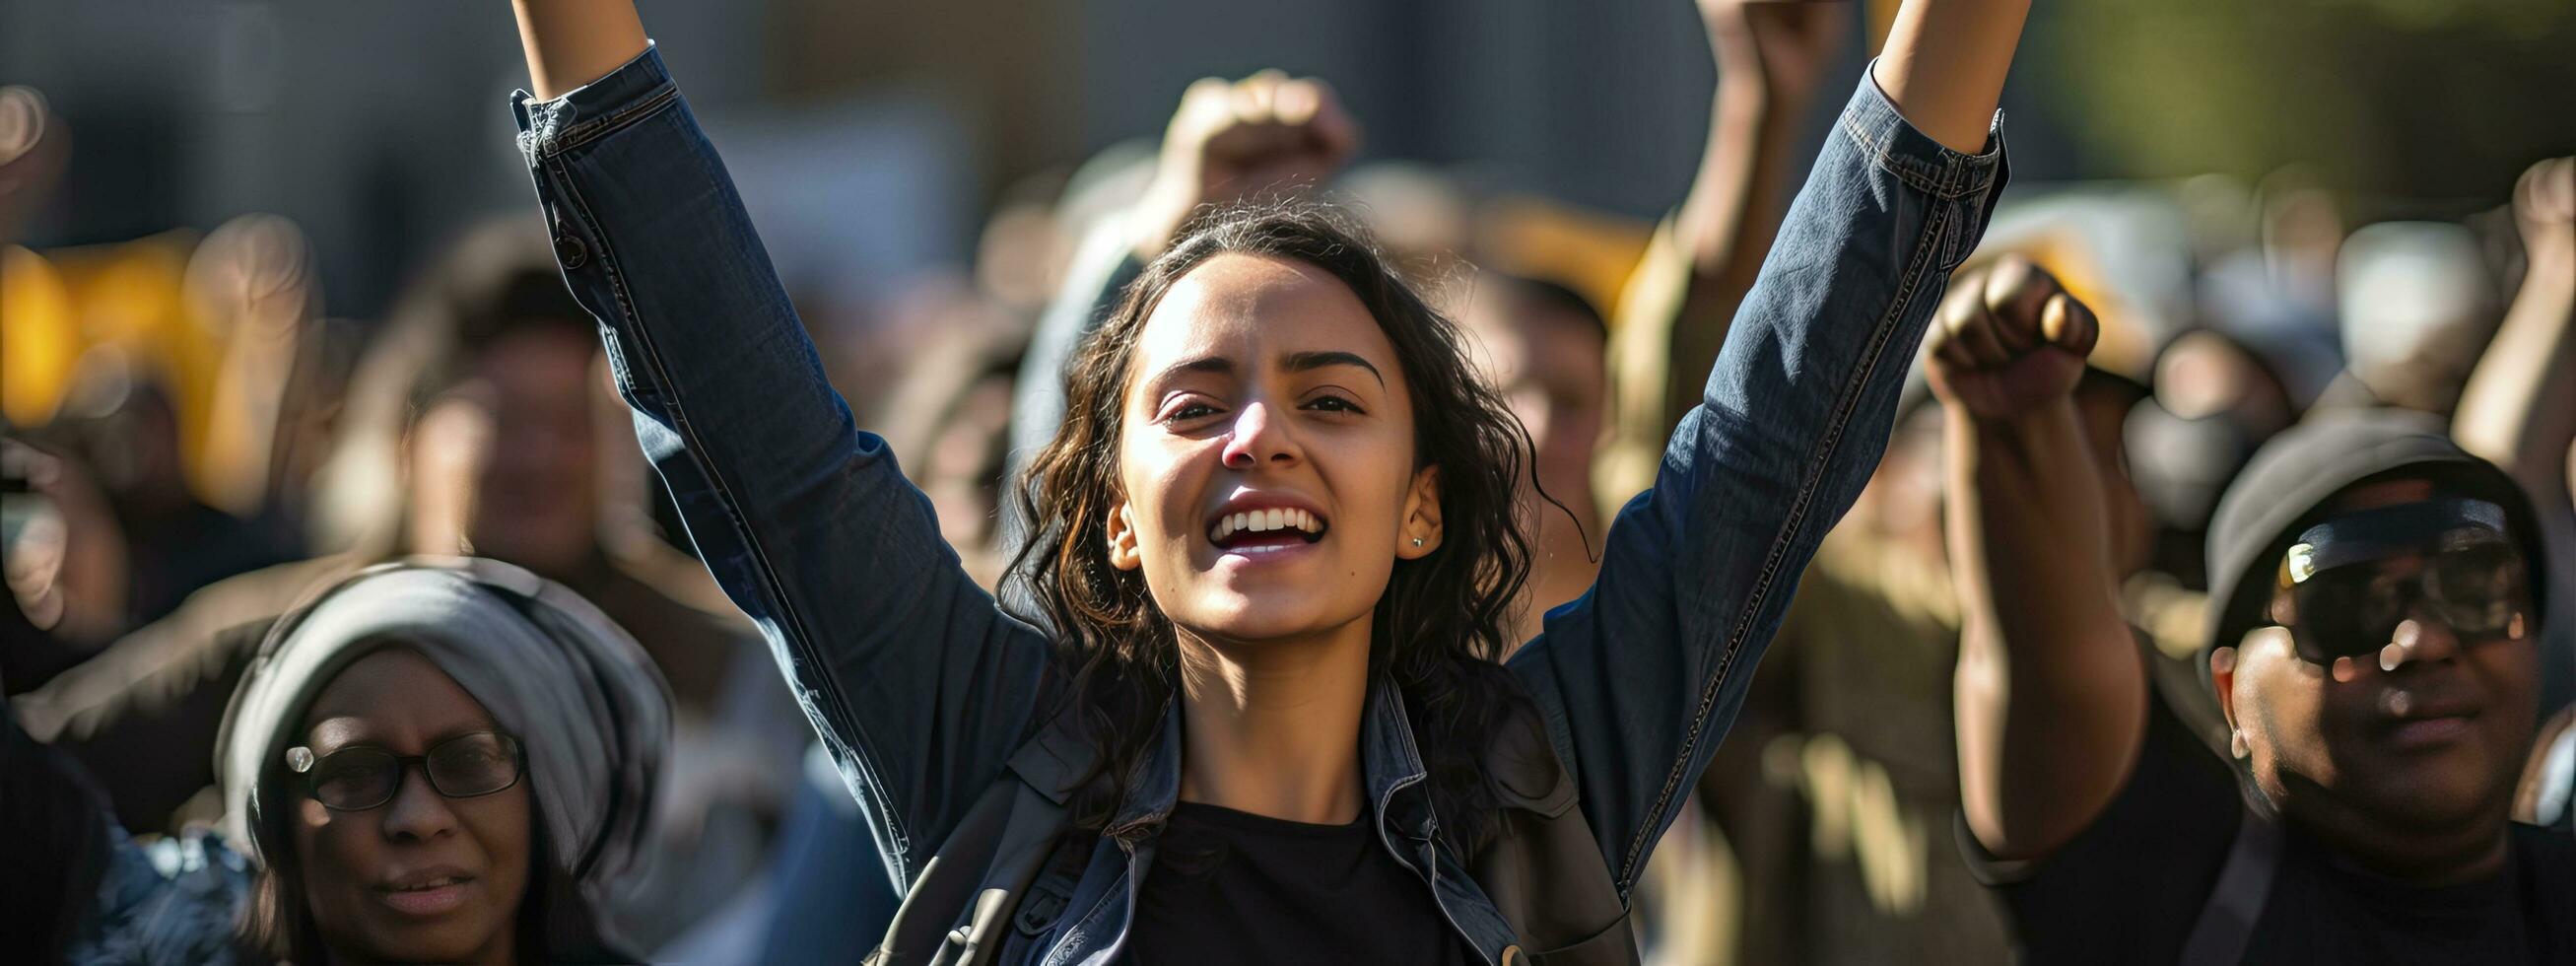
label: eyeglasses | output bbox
[2269,537,2532,664]
[287,731,525,811]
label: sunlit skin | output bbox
[2210,478,2541,884]
[1109,252,1443,823]
[408,327,601,579]
[292,649,532,965]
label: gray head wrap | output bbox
[216,557,671,927]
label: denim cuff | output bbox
[511,41,674,164]
[1838,58,2008,200]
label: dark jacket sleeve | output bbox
[512,45,1054,882]
[1507,68,2008,897]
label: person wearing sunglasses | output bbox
[1930,256,2573,964]
[8,557,669,965]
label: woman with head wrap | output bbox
[10,557,667,964]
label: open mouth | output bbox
[1207,507,1328,554]
[376,870,476,916]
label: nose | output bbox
[379,764,461,843]
[1220,401,1300,471]
[2378,614,2463,672]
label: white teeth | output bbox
[1209,508,1327,546]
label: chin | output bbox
[2348,763,2513,830]
[352,927,496,965]
[1177,588,1361,646]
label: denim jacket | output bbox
[513,44,2004,965]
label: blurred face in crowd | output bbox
[1111,251,1438,646]
[291,648,532,964]
[409,326,600,577]
[2211,478,2540,879]
[1463,280,1606,507]
[2156,332,2292,434]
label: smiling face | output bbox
[2213,478,2540,873]
[290,648,531,965]
[1109,252,1441,647]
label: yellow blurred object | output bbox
[54,233,226,477]
[2,245,80,425]
[1474,195,1654,324]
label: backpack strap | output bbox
[2177,807,2282,966]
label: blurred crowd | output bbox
[3,0,2572,963]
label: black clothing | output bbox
[1964,692,2576,965]
[1130,802,1475,966]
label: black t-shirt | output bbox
[1963,691,2576,965]
[1129,801,1475,965]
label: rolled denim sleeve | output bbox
[511,45,1052,883]
[1507,67,2006,897]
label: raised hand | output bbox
[1926,255,2100,420]
[1702,0,1851,105]
[2515,157,2574,278]
[1130,70,1363,260]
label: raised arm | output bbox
[1931,258,2145,862]
[510,0,646,100]
[2454,158,2575,512]
[1601,0,1852,505]
[1873,0,2030,154]
[506,1,1049,881]
[1509,0,2022,897]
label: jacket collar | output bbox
[1013,673,1440,840]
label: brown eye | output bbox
[1303,395,1362,414]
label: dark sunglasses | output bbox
[2266,499,2533,664]
[287,731,525,811]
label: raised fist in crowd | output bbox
[2515,156,2573,277]
[1925,255,2102,419]
[1702,0,1851,105]
[1130,69,1362,260]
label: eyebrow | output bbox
[1282,351,1386,388]
[1149,351,1387,390]
[305,720,504,753]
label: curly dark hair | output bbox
[1007,200,1538,852]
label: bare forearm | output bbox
[1872,0,2028,155]
[1657,84,1809,434]
[512,0,648,101]
[1946,402,2144,860]
[1677,77,1805,283]
[2454,266,2576,500]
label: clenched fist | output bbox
[1131,70,1362,260]
[1925,255,2100,420]
[2514,157,2573,278]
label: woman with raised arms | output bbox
[502,0,2026,961]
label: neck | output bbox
[1174,618,1373,825]
[2296,795,2515,886]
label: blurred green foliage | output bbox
[2025,0,2575,211]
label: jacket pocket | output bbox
[1517,910,1637,966]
